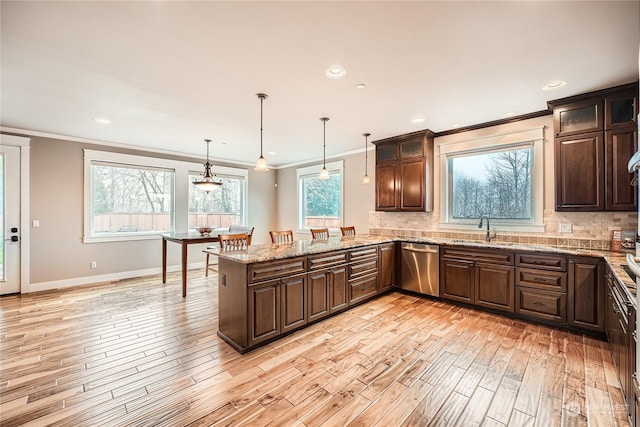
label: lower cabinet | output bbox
[378,242,396,292]
[516,287,566,323]
[568,256,605,332]
[475,263,515,312]
[281,275,306,333]
[329,267,348,313]
[248,280,281,346]
[440,247,514,313]
[308,266,348,321]
[350,273,378,304]
[605,267,636,424]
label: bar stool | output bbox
[269,230,294,244]
[310,228,329,240]
[340,226,356,237]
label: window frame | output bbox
[187,170,248,230]
[439,126,545,233]
[83,149,248,243]
[296,160,344,233]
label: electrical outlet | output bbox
[558,223,572,233]
[32,220,40,228]
[90,261,97,269]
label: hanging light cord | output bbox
[259,95,264,157]
[364,133,369,175]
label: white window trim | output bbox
[296,160,344,234]
[438,126,545,233]
[83,149,248,243]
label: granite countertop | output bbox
[205,234,637,306]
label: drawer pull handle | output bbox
[613,308,620,314]
[533,302,545,306]
[533,277,546,282]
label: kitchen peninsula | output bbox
[209,235,636,354]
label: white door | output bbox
[1,145,21,294]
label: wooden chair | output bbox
[218,233,250,251]
[310,228,329,240]
[340,226,356,237]
[205,226,253,277]
[270,230,294,244]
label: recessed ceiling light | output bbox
[325,66,346,79]
[411,118,425,123]
[355,83,366,89]
[505,111,517,117]
[268,151,277,155]
[94,117,112,124]
[542,81,567,91]
[452,124,460,128]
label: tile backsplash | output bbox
[369,209,638,251]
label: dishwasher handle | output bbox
[401,244,439,254]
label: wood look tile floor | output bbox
[0,271,630,426]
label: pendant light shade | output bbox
[193,139,222,192]
[319,117,330,180]
[361,132,371,185]
[254,93,269,171]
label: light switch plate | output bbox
[558,223,572,233]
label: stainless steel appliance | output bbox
[400,243,439,296]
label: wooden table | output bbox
[161,232,220,297]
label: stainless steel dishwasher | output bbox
[401,243,439,296]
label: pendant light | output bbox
[193,139,222,192]
[319,117,330,180]
[361,132,371,184]
[254,93,269,171]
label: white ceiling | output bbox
[1,1,638,167]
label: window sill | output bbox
[83,233,164,244]
[438,222,545,234]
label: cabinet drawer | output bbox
[349,259,378,279]
[516,267,567,292]
[349,246,378,263]
[441,246,514,265]
[349,274,378,304]
[516,253,567,271]
[308,251,347,271]
[515,287,567,323]
[248,258,307,283]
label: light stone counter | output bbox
[205,234,636,305]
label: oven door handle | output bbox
[625,253,640,278]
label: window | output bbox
[297,161,343,231]
[440,126,544,232]
[188,173,246,229]
[449,146,533,220]
[91,163,174,234]
[84,150,248,242]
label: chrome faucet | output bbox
[478,215,497,242]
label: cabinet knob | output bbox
[613,308,620,314]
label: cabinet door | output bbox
[475,263,515,313]
[378,243,396,292]
[555,132,605,211]
[553,99,603,137]
[399,159,425,211]
[376,163,398,211]
[605,89,638,130]
[249,281,280,346]
[568,257,604,332]
[440,259,474,304]
[605,127,638,211]
[376,142,397,164]
[329,266,348,313]
[281,275,306,333]
[308,271,330,322]
[515,286,566,323]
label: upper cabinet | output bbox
[549,82,638,212]
[373,130,434,212]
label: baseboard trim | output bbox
[25,261,208,293]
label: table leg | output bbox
[162,238,167,284]
[182,242,188,297]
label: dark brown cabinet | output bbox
[378,243,396,292]
[515,253,568,324]
[329,266,348,313]
[605,267,636,424]
[606,127,638,210]
[374,131,434,212]
[555,132,605,211]
[249,280,280,346]
[440,247,514,313]
[281,275,306,333]
[568,256,604,333]
[550,82,638,212]
[348,246,378,304]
